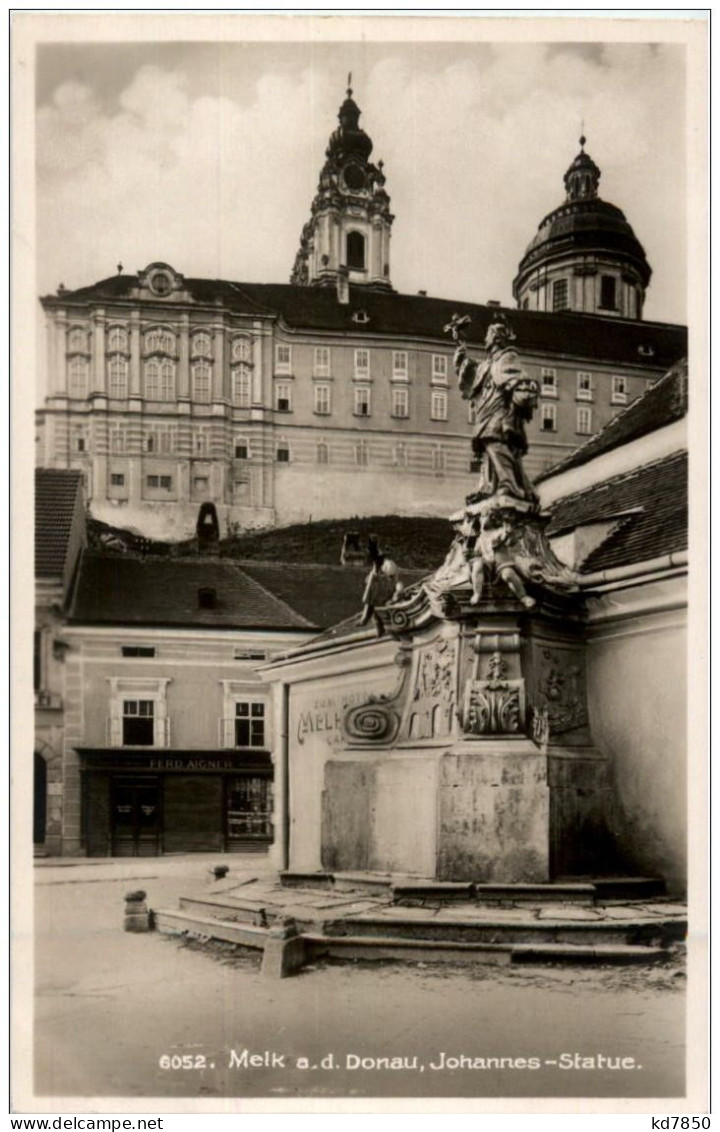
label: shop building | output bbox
[54,552,386,856]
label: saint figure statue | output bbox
[446,313,539,510]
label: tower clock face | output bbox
[343,162,365,191]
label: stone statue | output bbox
[358,536,402,636]
[446,312,539,510]
[426,313,577,606]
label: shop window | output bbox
[110,473,125,487]
[226,776,274,843]
[121,646,155,657]
[394,442,407,468]
[235,702,266,748]
[432,447,445,473]
[122,699,155,746]
[146,475,173,490]
[317,442,329,465]
[355,441,369,467]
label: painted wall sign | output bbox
[295,691,381,747]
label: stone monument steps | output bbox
[320,913,685,949]
[303,934,670,967]
[279,871,667,906]
[178,894,275,926]
[585,877,668,902]
[151,907,677,970]
[393,881,597,905]
[153,907,268,950]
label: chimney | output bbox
[417,290,427,297]
[336,265,349,305]
[486,300,501,307]
[340,530,364,565]
[198,586,217,609]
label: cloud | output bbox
[36,45,686,323]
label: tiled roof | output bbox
[537,359,688,482]
[42,276,687,370]
[238,561,427,630]
[35,468,83,578]
[68,553,426,631]
[70,553,315,630]
[221,516,453,570]
[546,451,687,573]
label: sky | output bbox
[35,38,687,325]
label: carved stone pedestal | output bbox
[320,591,617,883]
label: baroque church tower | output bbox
[290,79,394,292]
[513,137,652,319]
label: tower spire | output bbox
[290,85,394,290]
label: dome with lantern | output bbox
[513,137,652,320]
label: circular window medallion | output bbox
[150,271,173,296]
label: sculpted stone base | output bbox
[319,741,613,882]
[317,595,619,883]
[437,742,549,882]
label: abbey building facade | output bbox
[36,90,687,540]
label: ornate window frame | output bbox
[106,677,171,748]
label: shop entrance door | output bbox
[111,777,160,856]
